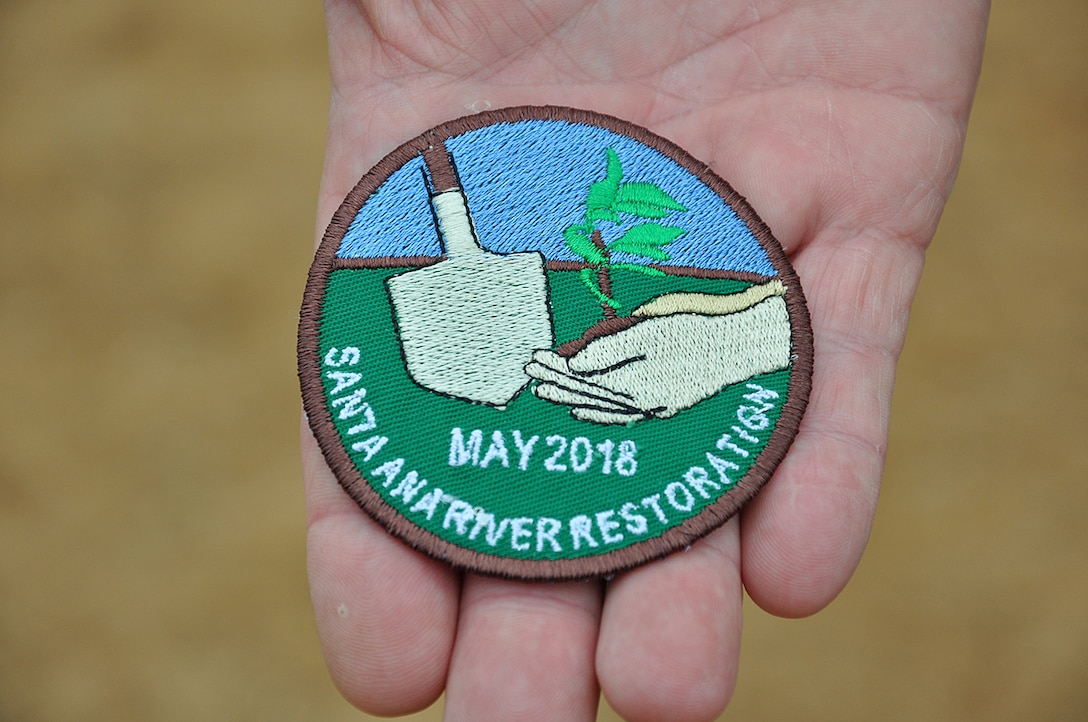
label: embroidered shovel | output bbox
[385,140,554,407]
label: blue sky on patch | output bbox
[337,119,776,276]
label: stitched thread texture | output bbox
[299,106,812,579]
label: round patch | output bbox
[299,106,812,580]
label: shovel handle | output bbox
[421,137,484,258]
[423,138,460,193]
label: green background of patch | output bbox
[319,267,790,560]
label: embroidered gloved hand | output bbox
[527,282,791,424]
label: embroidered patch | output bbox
[299,106,812,580]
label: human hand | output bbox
[302,2,989,720]
[527,284,791,424]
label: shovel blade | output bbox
[387,252,553,406]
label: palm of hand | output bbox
[305,2,987,720]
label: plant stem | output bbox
[591,229,616,318]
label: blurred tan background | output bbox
[1,1,1084,720]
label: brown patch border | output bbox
[298,105,813,581]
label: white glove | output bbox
[525,282,792,424]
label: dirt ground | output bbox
[1,2,1085,720]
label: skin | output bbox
[301,2,990,720]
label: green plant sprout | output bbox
[563,148,688,318]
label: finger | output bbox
[565,328,647,375]
[444,575,603,722]
[523,361,571,388]
[533,381,638,415]
[738,349,885,617]
[527,349,572,374]
[526,363,637,406]
[740,240,918,617]
[598,520,742,722]
[302,419,460,716]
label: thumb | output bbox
[567,319,653,375]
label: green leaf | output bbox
[617,179,683,214]
[611,262,667,278]
[585,148,623,212]
[606,243,670,261]
[610,200,673,219]
[579,267,621,309]
[587,207,620,224]
[563,225,607,265]
[627,223,687,245]
[607,224,686,255]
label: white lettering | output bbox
[684,466,721,500]
[619,502,648,535]
[706,452,740,487]
[569,515,598,550]
[641,494,668,525]
[346,404,376,435]
[443,500,476,535]
[351,434,388,462]
[448,428,483,467]
[744,383,779,404]
[544,435,568,471]
[469,512,510,547]
[569,437,593,472]
[715,433,748,458]
[536,517,562,553]
[325,370,362,395]
[512,430,539,471]
[409,488,446,520]
[332,387,368,420]
[595,510,623,544]
[596,439,614,474]
[370,458,404,487]
[732,425,759,444]
[323,346,360,367]
[444,428,637,476]
[665,481,695,512]
[616,439,638,476]
[737,405,770,431]
[480,430,510,469]
[390,470,427,502]
[510,517,533,551]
